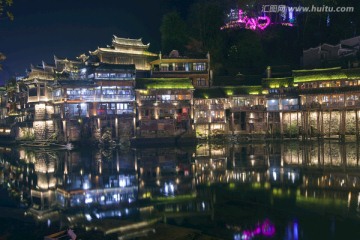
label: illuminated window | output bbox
[196,78,206,86]
[53,89,61,97]
[39,84,45,96]
[193,63,206,71]
[161,95,171,101]
[175,63,184,71]
[160,64,169,71]
[29,85,37,97]
[117,103,128,110]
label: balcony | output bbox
[302,102,321,110]
[209,104,224,110]
[321,102,344,109]
[64,94,135,102]
[282,105,300,110]
[301,101,357,109]
[212,117,226,123]
[195,105,210,111]
[152,69,208,74]
[195,117,225,124]
[267,106,279,111]
[345,101,360,107]
[231,106,251,112]
[195,117,209,124]
[96,109,133,116]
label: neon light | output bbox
[233,219,276,240]
[223,8,271,31]
[288,8,294,22]
[262,219,276,237]
[257,16,271,30]
[281,23,294,27]
[237,9,246,23]
[222,8,294,31]
[246,18,257,30]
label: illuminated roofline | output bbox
[112,35,150,47]
[90,48,157,57]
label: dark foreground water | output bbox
[1,141,360,240]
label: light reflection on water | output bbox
[1,141,360,239]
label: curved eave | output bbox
[91,48,157,57]
[112,35,149,46]
[150,58,209,65]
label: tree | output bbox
[225,30,265,74]
[0,53,5,71]
[0,0,13,72]
[187,0,226,74]
[160,11,188,55]
[0,0,13,21]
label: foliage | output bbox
[293,67,347,82]
[194,85,264,99]
[285,124,299,137]
[160,11,188,54]
[0,0,13,21]
[344,68,360,80]
[18,128,35,141]
[187,1,225,69]
[194,88,226,99]
[136,78,194,89]
[159,0,360,76]
[225,30,265,75]
[0,0,14,73]
[223,85,263,95]
[0,52,5,71]
[262,77,294,88]
[299,85,360,94]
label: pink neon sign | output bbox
[238,9,270,30]
[221,9,271,31]
[233,219,276,240]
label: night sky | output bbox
[0,0,195,83]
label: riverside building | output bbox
[4,36,360,143]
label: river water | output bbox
[1,140,360,239]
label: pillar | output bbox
[280,112,283,136]
[231,112,234,134]
[320,110,324,139]
[356,110,359,140]
[115,117,119,139]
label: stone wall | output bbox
[282,112,301,136]
[346,111,356,134]
[322,111,340,135]
[33,120,56,140]
[118,118,133,141]
[17,127,34,140]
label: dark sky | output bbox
[0,0,195,83]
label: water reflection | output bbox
[1,141,360,239]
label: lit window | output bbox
[39,84,45,96]
[193,63,206,71]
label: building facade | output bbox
[4,35,360,143]
[149,51,211,88]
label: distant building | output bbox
[89,35,157,72]
[303,36,360,68]
[149,51,211,88]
